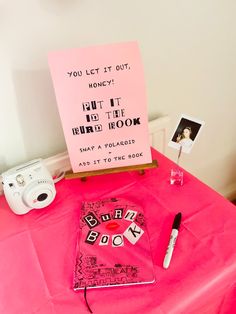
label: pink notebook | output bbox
[73,198,155,290]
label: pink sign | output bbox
[48,42,152,173]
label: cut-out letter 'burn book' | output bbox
[73,198,155,290]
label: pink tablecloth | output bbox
[0,149,236,314]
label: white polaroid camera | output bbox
[2,159,56,215]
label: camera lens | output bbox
[37,193,48,202]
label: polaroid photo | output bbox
[168,114,205,153]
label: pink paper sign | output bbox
[48,42,152,173]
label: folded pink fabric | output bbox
[0,148,235,314]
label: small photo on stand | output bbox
[168,114,205,154]
[168,114,205,186]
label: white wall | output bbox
[1,0,236,198]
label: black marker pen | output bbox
[163,212,182,269]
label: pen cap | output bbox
[172,213,182,230]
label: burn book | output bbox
[73,197,155,290]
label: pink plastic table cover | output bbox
[0,149,236,314]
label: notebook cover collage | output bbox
[73,197,155,290]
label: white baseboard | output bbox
[149,116,170,154]
[0,116,171,195]
[1,149,236,201]
[43,151,71,176]
[3,116,235,202]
